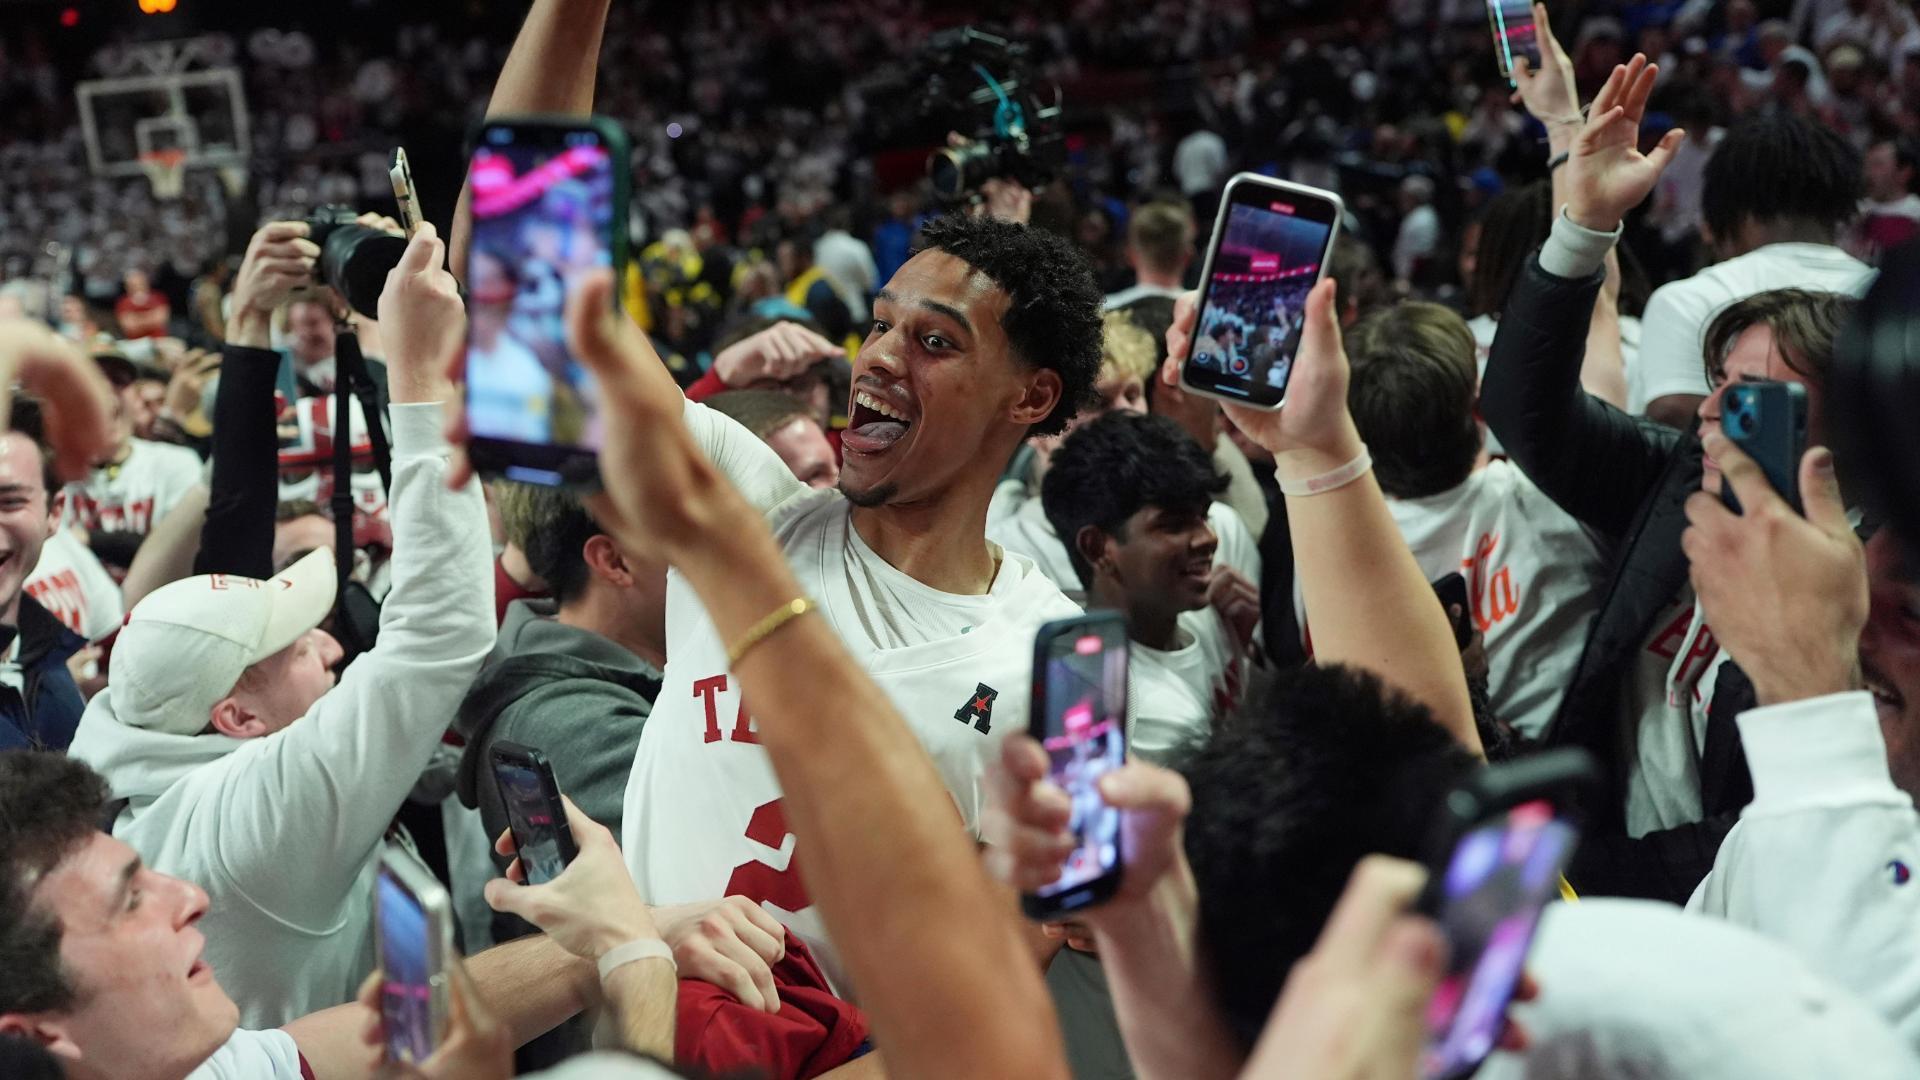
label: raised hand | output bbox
[1563,54,1685,232]
[1510,3,1580,130]
[0,318,116,481]
[376,223,463,405]
[712,320,843,388]
[227,221,321,348]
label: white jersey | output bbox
[57,437,203,540]
[24,526,124,641]
[186,1029,304,1080]
[622,402,1081,988]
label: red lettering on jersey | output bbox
[1461,531,1520,632]
[730,698,761,744]
[694,675,729,743]
[725,798,810,914]
[1647,606,1697,660]
[25,570,86,636]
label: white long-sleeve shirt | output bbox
[1688,691,1920,1049]
[71,403,496,1027]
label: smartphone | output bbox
[1432,572,1473,651]
[374,846,455,1064]
[1021,611,1131,920]
[464,114,631,488]
[490,741,579,885]
[1486,0,1543,86]
[1419,750,1596,1080]
[1181,174,1344,410]
[389,148,424,237]
[1719,379,1809,516]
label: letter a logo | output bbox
[954,682,999,734]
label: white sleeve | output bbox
[681,397,809,516]
[1688,692,1920,1046]
[206,404,496,929]
[1629,281,1715,412]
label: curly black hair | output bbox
[1703,113,1862,244]
[1173,664,1478,1051]
[913,215,1104,437]
[0,752,112,1016]
[1041,412,1228,590]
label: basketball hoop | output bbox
[139,148,188,199]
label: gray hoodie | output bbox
[454,598,662,885]
[69,405,495,1029]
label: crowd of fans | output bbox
[0,0,1919,1077]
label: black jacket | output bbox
[1481,256,1755,903]
[0,596,88,750]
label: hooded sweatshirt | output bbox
[69,404,494,1029]
[454,598,662,888]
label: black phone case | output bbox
[1416,748,1599,917]
[1719,380,1808,516]
[1431,572,1472,650]
[489,741,580,878]
[1020,611,1129,921]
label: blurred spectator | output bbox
[113,268,170,339]
[1852,135,1920,261]
[1105,199,1196,311]
[704,389,841,490]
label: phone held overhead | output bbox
[1181,174,1343,411]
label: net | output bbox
[139,148,188,199]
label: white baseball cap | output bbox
[110,548,338,736]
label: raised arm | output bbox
[1481,53,1686,540]
[449,0,612,285]
[210,227,496,920]
[556,269,1069,1079]
[1167,281,1477,751]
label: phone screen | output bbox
[376,869,435,1064]
[465,124,616,478]
[1487,0,1541,81]
[1033,620,1129,907]
[1423,798,1576,1079]
[494,758,570,885]
[1186,184,1340,408]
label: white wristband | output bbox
[1278,445,1373,497]
[597,938,676,981]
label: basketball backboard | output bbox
[75,36,250,180]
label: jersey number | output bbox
[725,798,810,914]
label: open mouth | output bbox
[187,955,211,982]
[843,387,916,455]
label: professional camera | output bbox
[865,28,1064,204]
[305,205,408,320]
[1833,243,1920,553]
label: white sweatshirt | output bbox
[69,404,495,1028]
[1688,691,1920,1050]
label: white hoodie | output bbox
[69,404,495,1028]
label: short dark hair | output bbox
[1702,288,1854,388]
[1177,665,1479,1050]
[0,752,113,1016]
[1466,181,1554,318]
[1326,232,1386,324]
[704,389,818,441]
[1877,135,1920,193]
[913,215,1104,437]
[0,1036,65,1080]
[495,482,601,605]
[1041,411,1227,589]
[1345,303,1482,499]
[7,398,60,507]
[1702,114,1862,244]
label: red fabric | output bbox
[493,556,550,626]
[685,367,730,403]
[114,293,169,338]
[298,1052,316,1080]
[677,933,869,1080]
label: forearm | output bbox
[196,342,284,578]
[1093,866,1245,1080]
[600,958,677,1061]
[1581,297,1628,409]
[122,485,207,609]
[452,0,612,282]
[467,933,602,1048]
[653,476,1065,1078]
[1280,421,1478,753]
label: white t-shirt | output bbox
[57,437,203,540]
[467,334,553,443]
[1654,128,1724,245]
[1103,283,1185,311]
[1629,243,1874,414]
[622,401,1081,989]
[1620,589,1732,838]
[186,1028,304,1079]
[1293,462,1608,742]
[1129,607,1245,763]
[24,526,124,641]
